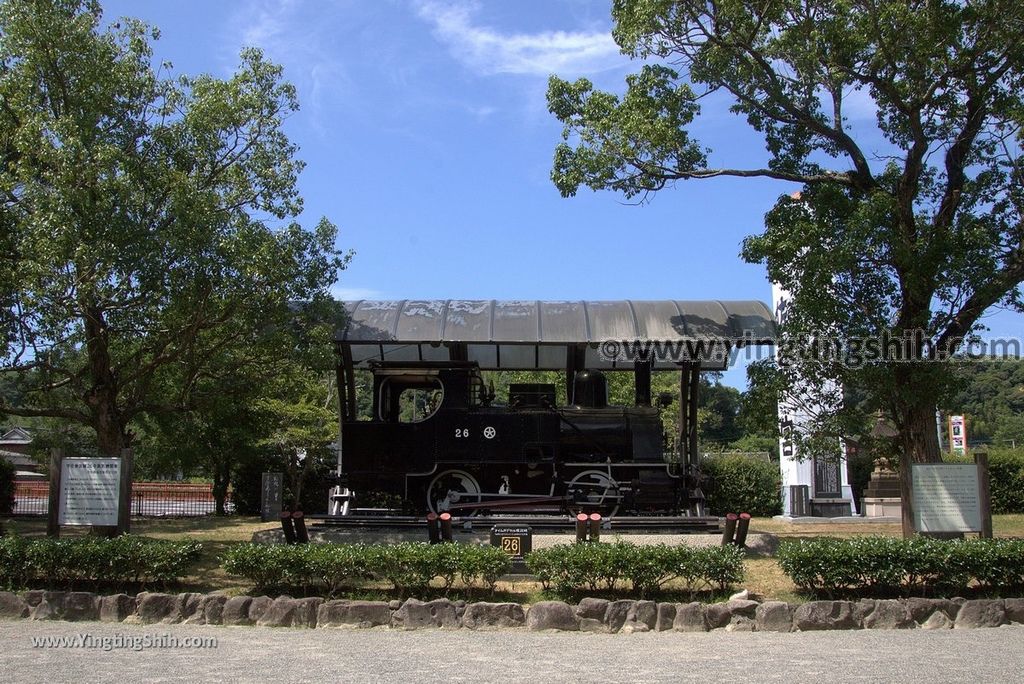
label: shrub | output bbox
[525,541,744,598]
[986,449,1024,513]
[221,542,511,595]
[701,453,782,516]
[0,535,201,590]
[777,536,1024,597]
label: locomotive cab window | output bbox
[378,376,444,423]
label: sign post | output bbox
[261,472,284,522]
[911,462,989,536]
[490,525,532,573]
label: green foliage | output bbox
[525,541,744,598]
[0,535,201,590]
[778,536,1024,597]
[0,457,14,515]
[221,542,512,596]
[701,454,782,517]
[943,360,1024,445]
[548,0,1024,467]
[986,449,1024,514]
[0,0,347,454]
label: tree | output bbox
[0,1,346,456]
[548,0,1024,531]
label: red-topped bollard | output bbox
[439,512,453,542]
[722,513,739,546]
[426,512,440,544]
[575,513,589,543]
[734,512,752,548]
[280,509,296,545]
[588,512,602,543]
[292,509,309,544]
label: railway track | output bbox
[310,513,721,534]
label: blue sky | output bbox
[100,0,1022,388]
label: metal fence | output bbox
[10,480,233,517]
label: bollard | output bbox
[439,512,453,542]
[426,512,440,544]
[292,510,309,544]
[721,513,738,546]
[734,512,751,548]
[575,513,589,543]
[588,513,602,543]
[280,510,296,545]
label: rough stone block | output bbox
[184,595,228,625]
[923,611,953,630]
[793,601,860,631]
[954,600,1006,629]
[317,600,392,628]
[257,596,322,628]
[655,603,676,632]
[705,602,732,630]
[461,603,526,630]
[725,599,759,620]
[30,591,66,621]
[575,597,610,621]
[579,618,607,633]
[136,593,176,624]
[391,599,459,630]
[248,596,273,623]
[0,591,29,618]
[221,596,254,626]
[629,601,657,630]
[62,592,99,622]
[606,600,635,633]
[725,616,755,632]
[1003,598,1024,624]
[99,594,136,623]
[755,601,792,633]
[526,601,579,632]
[863,599,915,629]
[672,602,707,632]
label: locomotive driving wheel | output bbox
[567,469,621,518]
[427,469,481,515]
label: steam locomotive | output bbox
[333,360,693,517]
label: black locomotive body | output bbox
[339,361,686,516]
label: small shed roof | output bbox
[335,300,775,371]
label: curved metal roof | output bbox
[336,300,775,371]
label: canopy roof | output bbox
[336,300,776,371]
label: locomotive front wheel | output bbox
[567,470,621,518]
[427,469,481,515]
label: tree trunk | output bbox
[212,461,230,516]
[895,392,942,537]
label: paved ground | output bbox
[3,619,1022,683]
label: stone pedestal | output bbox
[810,499,854,518]
[862,458,902,518]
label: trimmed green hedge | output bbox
[987,449,1024,513]
[701,453,782,516]
[778,536,1024,597]
[221,542,511,595]
[525,541,745,597]
[0,536,203,590]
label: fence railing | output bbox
[11,480,233,517]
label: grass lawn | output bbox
[4,514,1023,602]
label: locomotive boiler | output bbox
[329,299,775,518]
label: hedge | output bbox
[0,535,203,590]
[777,536,1024,597]
[701,453,782,517]
[525,541,745,598]
[221,542,511,595]
[986,449,1024,513]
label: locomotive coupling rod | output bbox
[721,513,739,546]
[280,510,297,545]
[439,512,453,542]
[575,513,588,543]
[588,513,602,543]
[292,510,310,544]
[734,512,752,548]
[426,512,440,544]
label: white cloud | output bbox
[415,1,623,76]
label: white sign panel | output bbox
[58,458,121,526]
[912,463,982,533]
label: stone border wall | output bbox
[1,591,1022,632]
